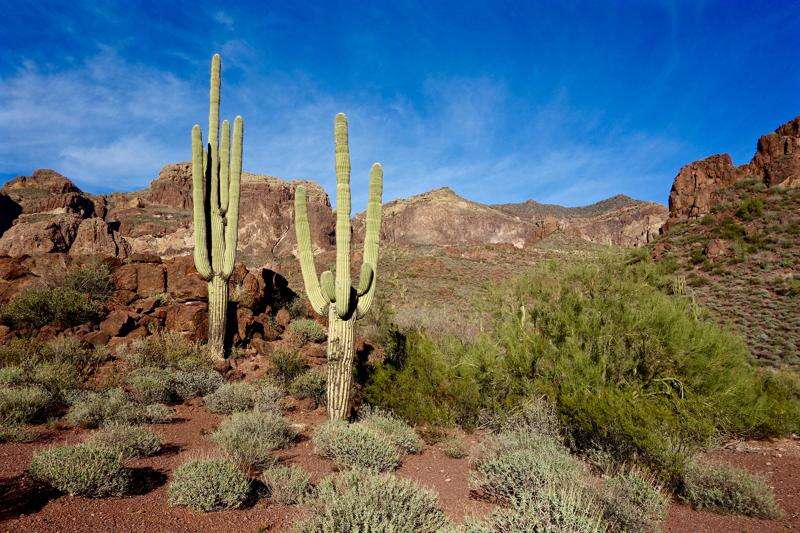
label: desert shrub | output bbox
[167,458,250,512]
[85,423,163,459]
[121,332,208,369]
[416,425,449,445]
[28,444,130,497]
[359,407,422,454]
[262,465,311,504]
[0,337,106,381]
[287,297,308,319]
[299,470,447,533]
[30,361,80,396]
[0,424,39,443]
[253,379,286,411]
[496,396,562,439]
[172,368,223,400]
[63,262,114,299]
[290,366,327,406]
[288,319,326,343]
[0,287,99,329]
[125,366,175,404]
[464,488,607,533]
[735,198,764,221]
[600,470,667,532]
[65,388,144,428]
[680,461,780,518]
[212,410,295,469]
[0,365,25,386]
[203,382,252,414]
[313,420,401,472]
[268,348,306,384]
[144,403,176,423]
[365,254,800,482]
[470,435,584,503]
[441,437,468,459]
[0,386,53,424]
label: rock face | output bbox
[355,188,666,249]
[2,169,95,218]
[70,218,131,258]
[667,116,800,224]
[0,214,83,256]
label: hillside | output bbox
[654,116,800,367]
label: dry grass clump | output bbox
[65,388,144,428]
[600,469,667,532]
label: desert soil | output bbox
[1,402,797,532]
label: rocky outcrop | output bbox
[666,116,800,225]
[69,218,131,258]
[0,213,83,256]
[2,169,95,218]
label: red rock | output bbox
[1,169,94,217]
[100,309,137,337]
[705,239,732,261]
[300,343,327,366]
[134,296,160,314]
[113,264,138,291]
[84,330,111,347]
[275,308,291,329]
[135,263,166,297]
[0,213,83,256]
[69,218,130,258]
[164,301,207,340]
[0,256,30,280]
[668,154,741,220]
[164,255,206,301]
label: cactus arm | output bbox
[294,186,329,315]
[208,54,221,187]
[191,125,213,281]
[356,162,383,317]
[219,119,230,215]
[333,113,353,318]
[222,116,242,279]
[320,270,336,302]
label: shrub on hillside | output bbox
[212,410,295,469]
[143,403,176,423]
[440,437,468,459]
[288,319,326,343]
[0,287,100,329]
[28,444,131,497]
[313,420,401,472]
[120,332,208,369]
[65,388,144,428]
[203,382,255,414]
[290,366,327,407]
[0,424,39,443]
[167,458,250,512]
[0,337,107,381]
[0,366,25,387]
[85,423,163,459]
[600,470,667,532]
[680,461,780,518]
[172,369,223,400]
[359,407,422,454]
[125,366,175,404]
[0,386,53,425]
[299,471,448,533]
[735,198,764,221]
[365,254,800,482]
[63,262,114,299]
[268,348,306,384]
[262,465,311,504]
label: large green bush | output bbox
[365,254,800,481]
[29,444,131,497]
[313,420,402,472]
[63,262,114,299]
[0,287,100,329]
[167,458,250,512]
[85,423,163,459]
[0,386,53,424]
[299,470,448,533]
[212,410,295,469]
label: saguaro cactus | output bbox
[191,54,244,360]
[294,113,383,420]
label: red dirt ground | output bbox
[1,401,798,532]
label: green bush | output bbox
[0,365,25,386]
[167,458,250,512]
[0,337,106,381]
[268,348,306,384]
[299,471,448,533]
[63,262,114,299]
[212,410,295,469]
[464,488,607,533]
[29,444,131,497]
[172,369,223,400]
[290,366,327,407]
[313,420,401,472]
[0,424,39,443]
[120,332,208,369]
[288,319,327,343]
[680,461,780,518]
[262,465,311,504]
[440,437,468,459]
[65,388,144,428]
[126,366,175,404]
[144,403,176,423]
[203,382,256,414]
[735,198,764,221]
[365,254,800,482]
[85,423,163,459]
[0,386,53,425]
[0,287,99,329]
[359,407,422,454]
[253,379,286,411]
[601,470,667,532]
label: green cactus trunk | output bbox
[294,113,384,420]
[191,54,244,360]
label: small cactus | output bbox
[294,113,383,420]
[191,54,244,360]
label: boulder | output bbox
[0,214,83,256]
[69,218,130,258]
[165,255,206,301]
[100,309,137,337]
[135,263,166,297]
[164,301,207,340]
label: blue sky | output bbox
[1,1,798,209]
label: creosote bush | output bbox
[680,461,781,518]
[313,420,401,472]
[85,423,163,459]
[358,407,422,454]
[0,386,52,425]
[126,366,175,404]
[0,287,100,329]
[262,465,311,504]
[65,388,144,428]
[268,348,306,384]
[63,262,114,299]
[288,319,327,344]
[299,470,448,533]
[600,470,667,532]
[290,366,327,407]
[168,458,250,512]
[29,444,131,497]
[212,410,295,469]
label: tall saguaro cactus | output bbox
[294,113,383,420]
[191,54,244,360]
